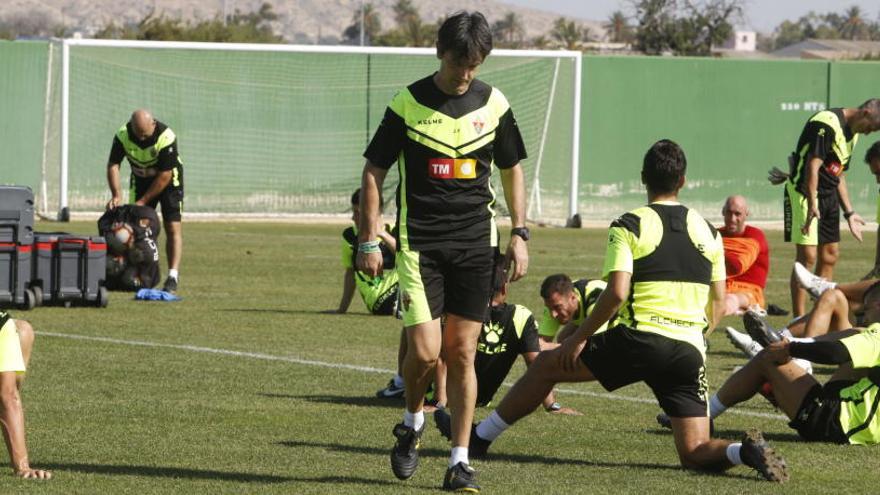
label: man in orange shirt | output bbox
[719,196,770,317]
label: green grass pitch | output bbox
[4,220,876,493]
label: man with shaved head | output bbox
[106,109,184,293]
[718,195,770,318]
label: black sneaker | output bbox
[376,378,405,399]
[766,304,789,316]
[740,429,789,482]
[443,462,480,493]
[390,422,424,480]
[434,407,452,441]
[743,310,782,348]
[162,276,178,294]
[469,424,492,459]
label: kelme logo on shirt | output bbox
[428,158,477,179]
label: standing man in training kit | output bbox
[782,99,880,316]
[357,10,528,492]
[106,109,184,293]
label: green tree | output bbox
[342,2,381,45]
[94,3,282,43]
[604,10,633,43]
[839,6,869,40]
[551,17,592,50]
[633,0,742,56]
[376,0,434,47]
[492,12,525,47]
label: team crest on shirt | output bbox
[472,116,485,134]
[478,321,507,355]
[826,161,843,176]
[400,291,412,312]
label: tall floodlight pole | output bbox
[360,0,365,46]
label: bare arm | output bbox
[801,157,823,235]
[558,271,630,371]
[706,280,726,337]
[333,268,357,314]
[500,164,528,281]
[135,170,172,207]
[837,174,865,242]
[356,162,388,277]
[106,163,122,209]
[0,372,50,479]
[522,352,582,415]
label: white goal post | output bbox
[50,39,581,224]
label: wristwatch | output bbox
[511,226,530,242]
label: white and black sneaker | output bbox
[725,326,763,358]
[376,378,405,399]
[793,262,836,299]
[743,310,783,348]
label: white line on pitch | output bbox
[38,331,786,420]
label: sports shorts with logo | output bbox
[784,182,840,245]
[581,324,708,417]
[789,381,849,443]
[131,167,185,222]
[396,247,495,327]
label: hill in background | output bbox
[6,0,604,43]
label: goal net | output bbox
[43,40,580,224]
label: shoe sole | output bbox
[743,429,789,482]
[743,313,778,347]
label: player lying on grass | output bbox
[704,288,880,446]
[726,265,880,359]
[432,265,582,437]
[450,140,788,482]
[0,312,51,479]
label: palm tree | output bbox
[604,10,632,43]
[839,6,867,40]
[493,12,525,47]
[551,17,586,50]
[342,2,381,45]
[392,0,428,46]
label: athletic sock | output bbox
[788,336,815,344]
[168,269,179,280]
[475,410,509,442]
[450,446,469,467]
[404,409,424,431]
[392,374,404,388]
[726,443,744,465]
[709,394,728,420]
[780,328,793,339]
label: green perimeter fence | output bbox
[1,40,879,223]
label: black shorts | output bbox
[789,381,849,444]
[372,283,399,316]
[131,166,184,222]
[581,325,708,417]
[396,247,496,326]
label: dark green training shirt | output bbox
[364,75,527,251]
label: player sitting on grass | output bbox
[432,262,582,438]
[0,312,51,479]
[329,189,399,316]
[706,283,880,446]
[454,140,788,482]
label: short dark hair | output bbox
[351,188,384,210]
[540,273,573,299]
[436,11,492,63]
[859,99,880,127]
[642,139,687,194]
[491,254,508,294]
[865,141,880,164]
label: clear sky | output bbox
[499,0,880,33]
